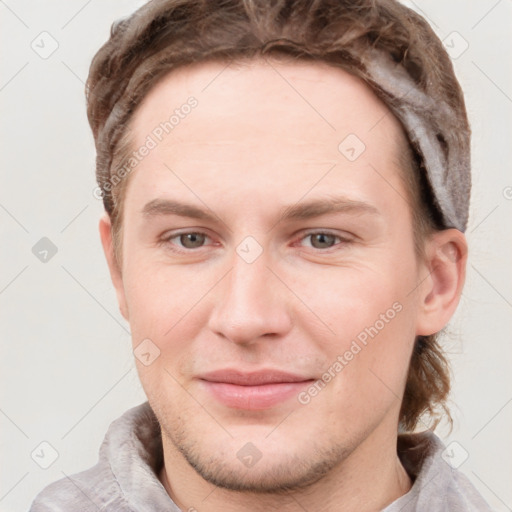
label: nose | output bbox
[207,252,293,345]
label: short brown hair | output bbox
[86,0,469,432]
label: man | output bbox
[29,0,493,510]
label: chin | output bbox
[163,419,353,494]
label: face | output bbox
[106,58,428,492]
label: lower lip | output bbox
[200,380,313,410]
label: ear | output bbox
[98,212,129,321]
[415,229,468,336]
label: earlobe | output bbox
[98,213,129,321]
[415,229,468,336]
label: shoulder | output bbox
[28,462,131,512]
[391,431,495,511]
[28,402,156,512]
[445,469,496,512]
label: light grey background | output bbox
[1,1,511,510]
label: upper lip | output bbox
[198,369,313,386]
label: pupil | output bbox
[313,233,334,248]
[182,233,204,248]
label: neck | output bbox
[158,424,413,512]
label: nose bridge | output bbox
[207,247,292,344]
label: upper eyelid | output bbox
[300,229,347,238]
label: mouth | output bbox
[197,369,315,410]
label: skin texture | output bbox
[99,57,467,512]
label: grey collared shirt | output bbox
[29,402,493,511]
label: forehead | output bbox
[123,57,409,214]
[129,56,405,155]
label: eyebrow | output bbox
[141,196,380,223]
[279,196,380,221]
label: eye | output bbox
[162,231,211,251]
[299,231,348,250]
[160,230,351,253]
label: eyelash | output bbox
[159,230,352,254]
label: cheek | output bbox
[123,263,213,400]
[293,259,418,401]
[290,257,416,337]
[122,257,210,348]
